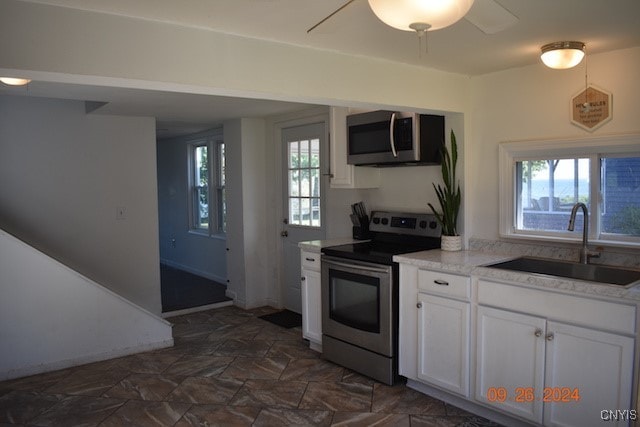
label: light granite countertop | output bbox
[394,249,640,303]
[298,238,367,253]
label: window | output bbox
[288,137,321,227]
[189,136,225,235]
[499,134,640,246]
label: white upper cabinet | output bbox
[328,107,380,189]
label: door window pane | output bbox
[289,170,300,197]
[289,197,300,224]
[289,141,299,168]
[300,140,310,167]
[311,138,320,166]
[300,198,311,226]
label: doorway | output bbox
[156,131,231,314]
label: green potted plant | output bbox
[428,130,462,251]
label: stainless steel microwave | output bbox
[346,110,444,166]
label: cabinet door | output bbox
[301,269,322,345]
[417,293,469,396]
[329,107,380,189]
[475,306,546,423]
[544,322,634,427]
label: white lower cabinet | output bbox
[475,306,547,422]
[417,293,469,397]
[399,265,637,427]
[476,305,635,426]
[543,321,634,427]
[300,250,322,350]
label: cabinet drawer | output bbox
[301,251,321,271]
[418,269,470,300]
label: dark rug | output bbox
[259,310,302,329]
[160,264,231,313]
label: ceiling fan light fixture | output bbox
[0,77,32,86]
[540,41,585,69]
[368,0,476,32]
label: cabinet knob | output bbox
[546,333,555,341]
[534,329,543,337]
[416,302,423,309]
[301,277,306,281]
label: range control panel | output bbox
[369,211,442,237]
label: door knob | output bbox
[281,230,288,237]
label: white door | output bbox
[544,321,634,427]
[475,305,546,423]
[281,122,327,313]
[417,293,470,397]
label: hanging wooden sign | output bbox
[571,85,612,132]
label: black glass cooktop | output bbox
[322,238,440,265]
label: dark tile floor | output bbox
[0,306,502,426]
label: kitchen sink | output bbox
[485,257,640,287]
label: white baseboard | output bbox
[1,339,174,382]
[160,259,226,284]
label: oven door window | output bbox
[328,269,380,333]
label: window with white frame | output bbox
[189,136,225,235]
[499,134,640,246]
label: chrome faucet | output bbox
[567,203,600,264]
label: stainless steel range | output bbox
[320,210,441,385]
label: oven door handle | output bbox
[322,258,391,274]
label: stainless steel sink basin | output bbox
[485,257,640,287]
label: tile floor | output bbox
[0,306,502,426]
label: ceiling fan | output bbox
[308,0,518,38]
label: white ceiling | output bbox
[3,0,640,138]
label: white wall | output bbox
[0,0,471,115]
[224,118,274,309]
[361,113,466,230]
[223,119,246,304]
[0,229,173,380]
[0,95,162,314]
[467,47,640,242]
[157,130,227,282]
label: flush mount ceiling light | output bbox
[368,0,476,34]
[0,77,32,86]
[540,41,585,69]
